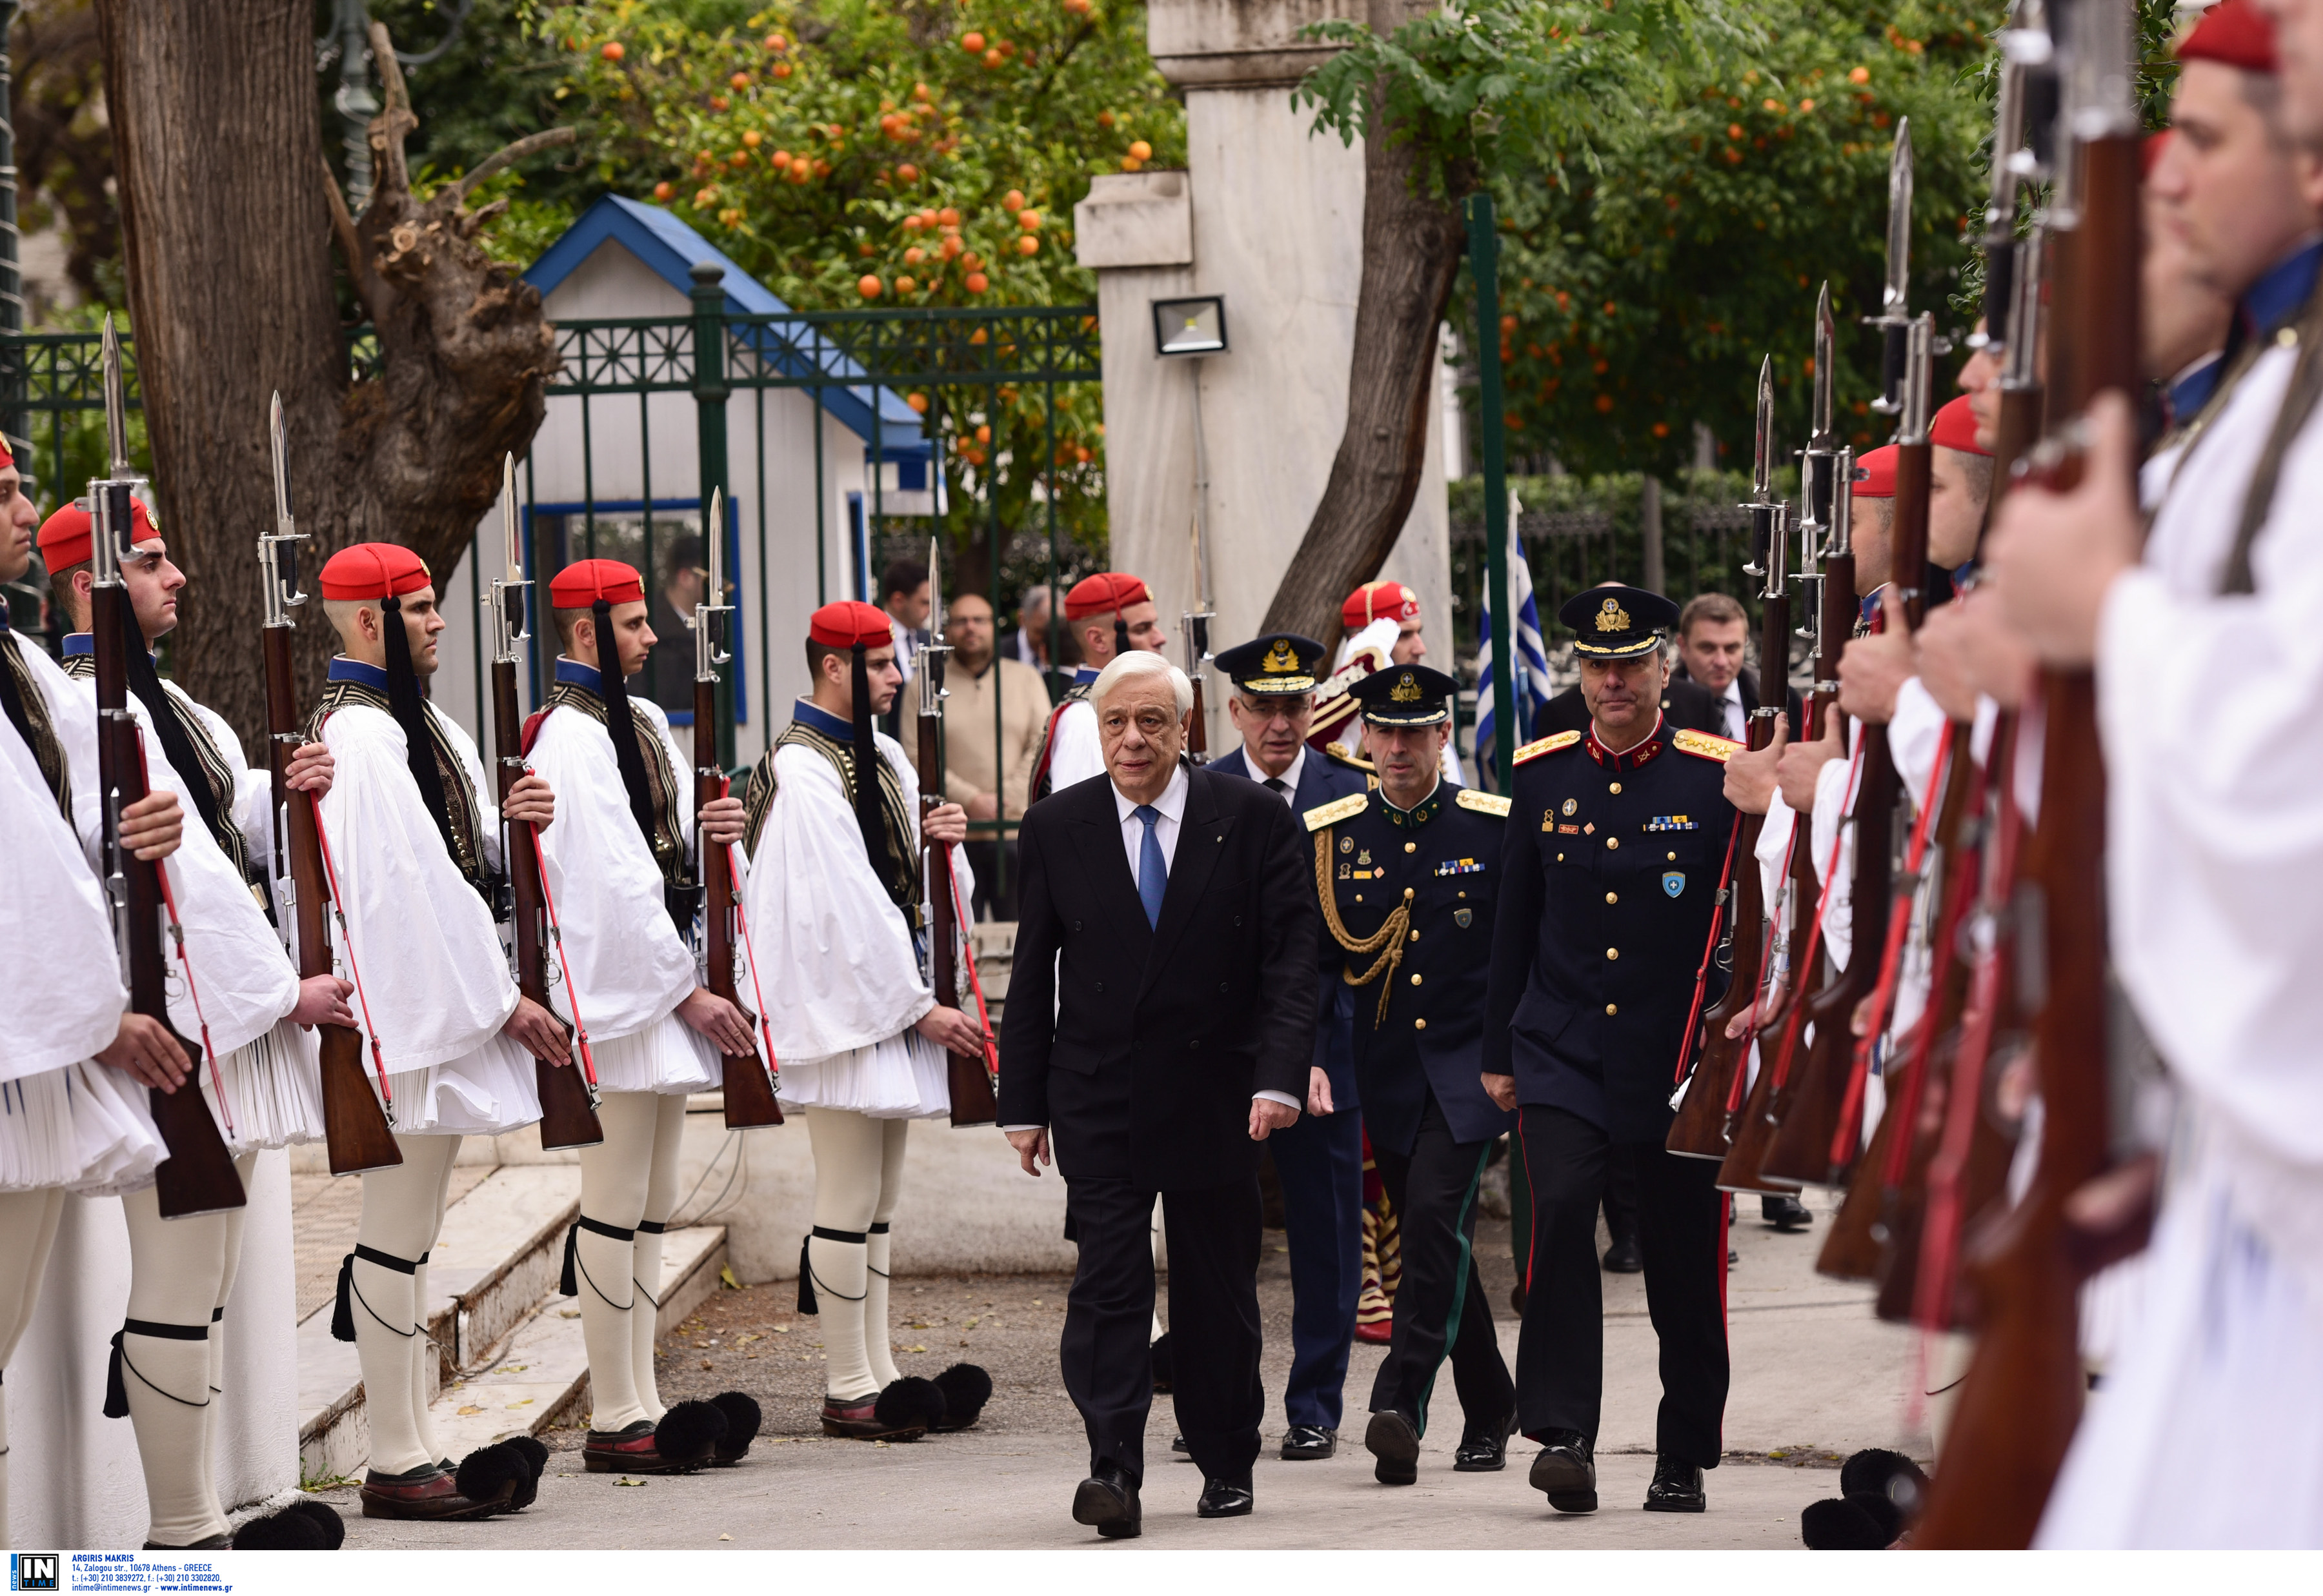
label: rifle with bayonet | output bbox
[1183,517,1214,765]
[90,317,243,1219]
[261,392,400,1176]
[1667,358,1783,1162]
[1916,0,2137,1542]
[916,539,998,1127]
[486,455,604,1150]
[695,489,784,1129]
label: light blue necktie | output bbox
[1134,804,1167,928]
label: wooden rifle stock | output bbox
[698,675,781,1128]
[1916,125,2140,1550]
[263,626,399,1175]
[94,582,243,1218]
[493,657,603,1150]
[918,708,997,1126]
[1187,672,1209,764]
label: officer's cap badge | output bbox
[1595,597,1632,633]
[1261,637,1299,674]
[1391,671,1422,703]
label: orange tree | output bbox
[1483,0,2001,475]
[539,0,1183,583]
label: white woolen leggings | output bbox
[119,1152,258,1548]
[802,1109,910,1402]
[572,1092,687,1433]
[0,1188,67,1547]
[352,1134,461,1478]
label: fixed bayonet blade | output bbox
[1811,284,1835,445]
[101,314,130,479]
[270,392,294,537]
[501,454,521,578]
[1883,119,1915,317]
[1752,355,1776,498]
[927,534,943,637]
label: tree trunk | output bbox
[95,1,563,753]
[1258,0,1471,650]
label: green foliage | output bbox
[1476,0,2004,477]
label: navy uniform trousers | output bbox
[1267,1033,1364,1433]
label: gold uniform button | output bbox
[1605,891,1617,905]
[1404,841,1416,853]
[1605,1002,1618,1017]
[1411,973,1423,986]
[1409,929,1421,942]
[1668,851,1677,861]
[1414,1017,1428,1030]
[1607,837,1620,850]
[1557,852,1565,861]
[1609,781,1623,795]
[1607,947,1620,960]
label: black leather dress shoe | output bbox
[1762,1194,1814,1232]
[1072,1461,1142,1539]
[1196,1476,1255,1518]
[1644,1455,1706,1511]
[1602,1235,1644,1273]
[1280,1424,1336,1461]
[1364,1410,1420,1485]
[1527,1429,1598,1513]
[1171,1433,1191,1455]
[1454,1411,1517,1473]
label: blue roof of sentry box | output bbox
[525,194,928,457]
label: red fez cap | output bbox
[319,542,433,601]
[1063,572,1151,621]
[809,599,894,648]
[0,436,15,471]
[1930,395,1991,457]
[2142,129,2173,180]
[2180,0,2276,72]
[1342,580,1420,630]
[37,497,159,570]
[548,557,646,609]
[1852,446,1899,500]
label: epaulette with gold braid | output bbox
[1323,740,1376,772]
[1303,792,1368,832]
[1455,788,1511,817]
[1513,730,1580,766]
[1672,727,1744,763]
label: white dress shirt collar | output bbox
[1113,763,1191,872]
[1249,743,1306,803]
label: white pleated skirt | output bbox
[208,1019,328,1155]
[0,1062,166,1194]
[776,1027,950,1120]
[375,1027,543,1136]
[583,1012,719,1097]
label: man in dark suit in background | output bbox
[1207,633,1369,1462]
[1669,591,1804,744]
[1000,648,1318,1538]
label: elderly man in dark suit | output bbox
[1207,632,1370,1461]
[1000,647,1318,1539]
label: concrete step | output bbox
[433,1224,728,1456]
[296,1159,726,1481]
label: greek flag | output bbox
[1475,508,1553,781]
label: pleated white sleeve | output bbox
[0,713,125,1081]
[526,704,697,1042]
[17,641,103,868]
[734,732,935,1060]
[314,703,519,1071]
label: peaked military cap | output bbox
[1351,662,1459,726]
[1214,632,1325,695]
[1558,584,1679,661]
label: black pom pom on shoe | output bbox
[231,1506,331,1550]
[710,1392,762,1464]
[654,1399,730,1470]
[281,1499,347,1549]
[454,1443,527,1514]
[930,1363,992,1432]
[1839,1446,1929,1517]
[1801,1495,1900,1550]
[499,1434,548,1508]
[872,1375,947,1437]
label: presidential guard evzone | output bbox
[0,448,187,1548]
[1029,571,1166,800]
[998,648,1318,1537]
[308,543,572,1520]
[1307,663,1522,1484]
[1207,632,1369,1460]
[527,559,765,1470]
[38,499,362,1547]
[736,600,992,1441]
[1483,584,1742,1515]
[1329,581,1463,788]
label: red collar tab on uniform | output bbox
[1586,712,1665,771]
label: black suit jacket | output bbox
[999,764,1318,1190]
[1533,675,1724,741]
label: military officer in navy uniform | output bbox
[1208,632,1370,1460]
[1306,663,1520,1487]
[1483,584,1741,1517]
